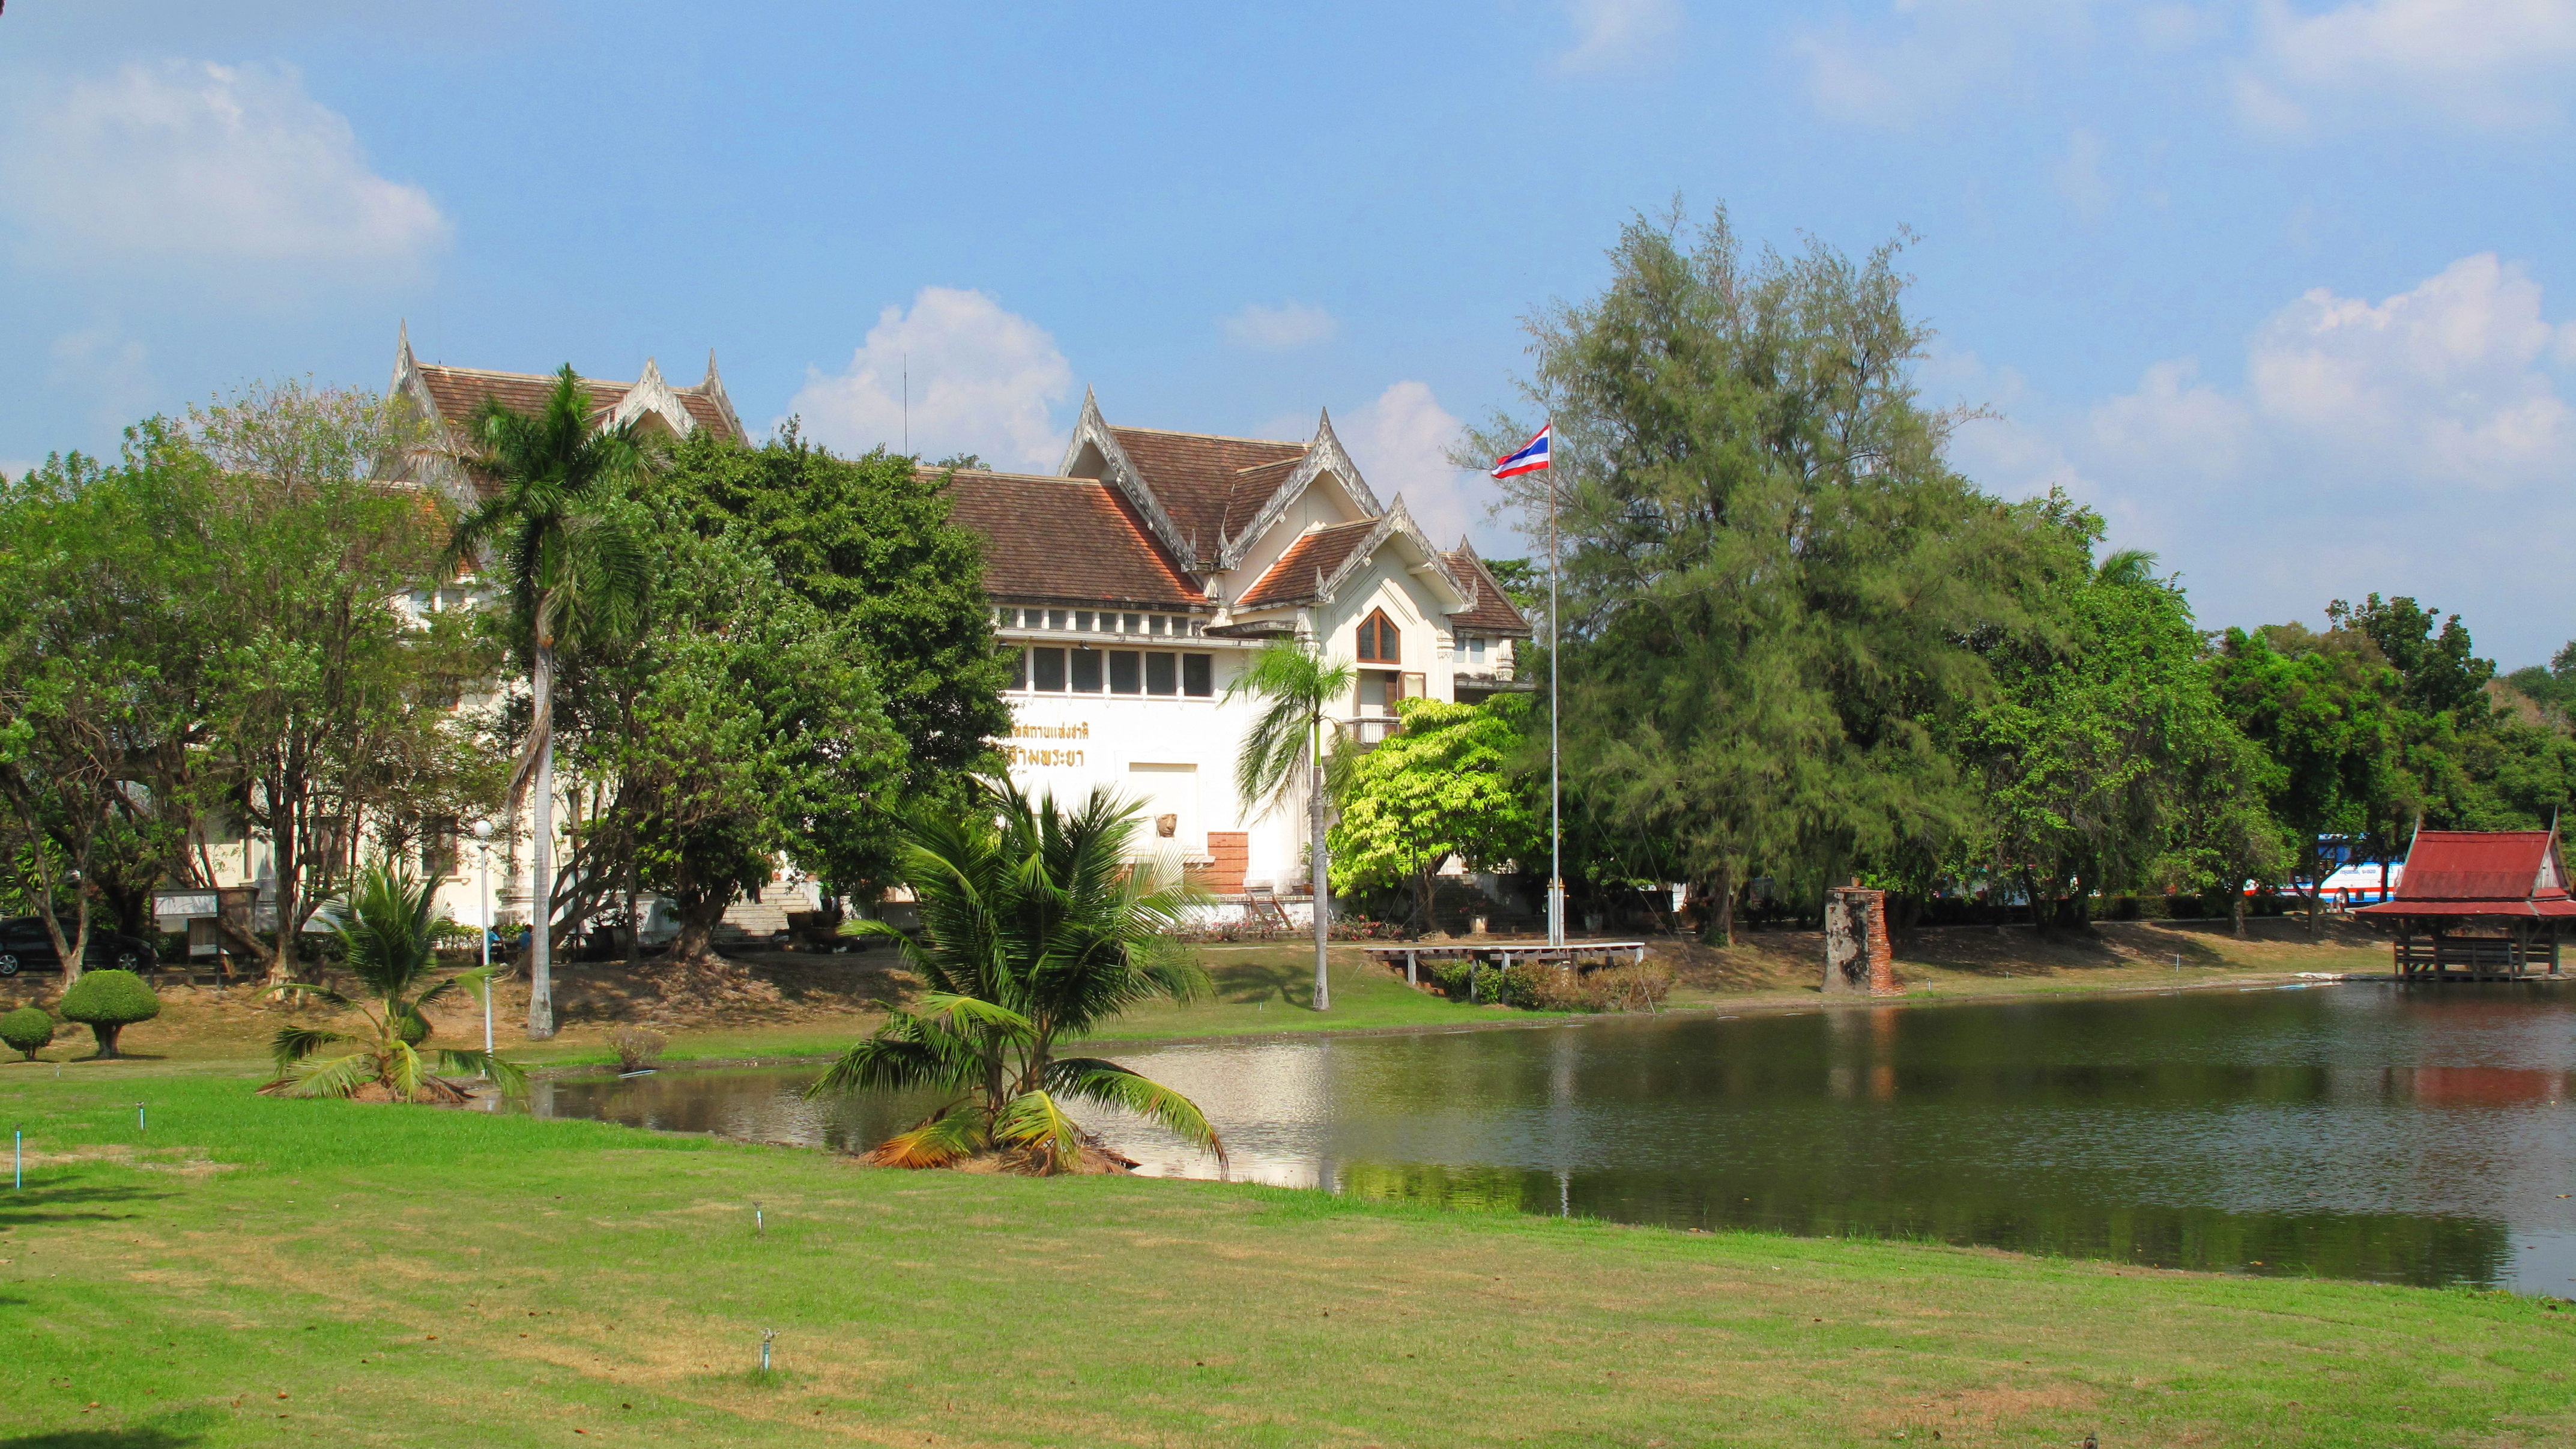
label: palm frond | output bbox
[385,1038,427,1101]
[804,1020,982,1098]
[268,1025,348,1070]
[264,982,354,1010]
[1047,1057,1226,1166]
[439,1049,528,1099]
[992,1089,1085,1174]
[258,1051,377,1099]
[865,1103,987,1169]
[913,991,1036,1039]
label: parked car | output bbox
[0,917,157,976]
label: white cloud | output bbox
[0,61,449,280]
[785,286,1075,471]
[2241,0,2576,131]
[1560,0,1686,72]
[1219,301,1340,351]
[1947,255,2576,659]
[1792,0,2089,127]
[1338,381,1501,550]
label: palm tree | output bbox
[1225,640,1355,1010]
[806,778,1223,1175]
[262,861,525,1101]
[448,366,648,1038]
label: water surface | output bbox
[527,982,2576,1292]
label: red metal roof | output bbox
[2353,829,2569,918]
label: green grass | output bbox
[3,1065,2572,1446]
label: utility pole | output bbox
[1547,455,1564,948]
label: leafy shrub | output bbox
[1421,958,1675,1013]
[56,969,161,1058]
[607,1026,667,1073]
[1,1005,55,1060]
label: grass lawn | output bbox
[3,1064,2571,1447]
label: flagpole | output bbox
[1547,456,1564,949]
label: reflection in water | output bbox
[528,982,2576,1292]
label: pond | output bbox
[523,981,2576,1293]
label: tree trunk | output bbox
[1310,752,1330,1012]
[527,640,557,1038]
[1698,860,1737,947]
[669,889,727,967]
[623,856,643,973]
[2232,887,2249,939]
[265,801,301,988]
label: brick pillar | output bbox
[1823,887,1897,996]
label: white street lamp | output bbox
[471,820,495,1060]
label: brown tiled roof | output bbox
[1235,521,1377,609]
[1108,427,1307,560]
[941,470,1209,608]
[414,365,745,444]
[1444,549,1534,637]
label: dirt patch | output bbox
[1648,915,2384,993]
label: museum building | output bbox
[165,337,1531,945]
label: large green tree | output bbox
[1465,207,2045,942]
[570,505,910,964]
[1329,697,1539,931]
[656,426,1009,807]
[1950,496,2276,930]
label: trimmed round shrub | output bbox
[1,1005,55,1060]
[56,969,160,1059]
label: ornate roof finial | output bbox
[704,348,721,386]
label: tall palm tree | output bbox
[1226,640,1354,1010]
[448,366,647,1038]
[807,778,1223,1175]
[262,861,525,1101]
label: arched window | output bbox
[1355,609,1400,664]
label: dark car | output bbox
[0,917,157,976]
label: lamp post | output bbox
[472,820,495,1059]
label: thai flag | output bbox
[1490,425,1552,479]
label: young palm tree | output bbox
[262,861,525,1101]
[447,366,648,1038]
[808,778,1223,1174]
[1225,640,1355,1010]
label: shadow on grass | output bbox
[1206,958,1313,1009]
[0,1182,170,1227]
[2,1427,204,1448]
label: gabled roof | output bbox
[390,325,749,488]
[1443,540,1534,637]
[940,469,1209,610]
[1228,499,1472,615]
[1235,521,1377,609]
[1060,394,1385,572]
[2355,828,2576,918]
[1108,426,1308,560]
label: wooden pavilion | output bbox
[2353,827,2574,980]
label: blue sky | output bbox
[4,1,2572,662]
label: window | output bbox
[1006,648,1028,690]
[1356,609,1400,664]
[1109,650,1142,694]
[1182,653,1214,697]
[1070,649,1104,692]
[1032,647,1067,691]
[1145,652,1178,695]
[1047,608,1067,630]
[1149,615,1167,637]
[1466,635,1487,665]
[1360,671,1400,714]
[420,817,459,878]
[1122,613,1141,634]
[1075,610,1095,632]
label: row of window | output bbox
[996,606,1205,639]
[1009,647,1217,697]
